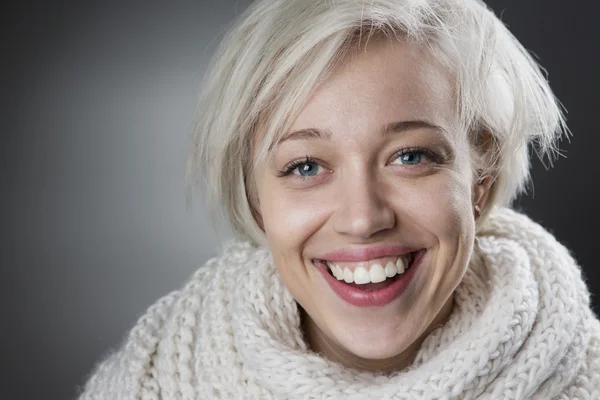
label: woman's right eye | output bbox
[293,161,322,177]
[277,156,324,178]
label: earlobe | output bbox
[472,129,494,220]
[473,176,492,220]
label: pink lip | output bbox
[313,249,425,308]
[318,245,418,262]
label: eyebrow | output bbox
[276,120,445,147]
[381,120,446,136]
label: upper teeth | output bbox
[327,255,410,284]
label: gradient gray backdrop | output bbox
[3,1,598,399]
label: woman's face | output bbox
[253,39,480,370]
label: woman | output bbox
[79,0,600,398]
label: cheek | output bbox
[399,173,474,242]
[257,184,332,299]
[398,174,475,302]
[259,183,330,255]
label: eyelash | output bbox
[277,155,318,177]
[276,147,444,178]
[394,146,445,165]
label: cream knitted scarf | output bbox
[80,207,600,399]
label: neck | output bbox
[300,294,455,374]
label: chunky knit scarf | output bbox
[80,207,600,399]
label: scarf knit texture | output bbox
[79,207,600,399]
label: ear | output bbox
[472,130,494,218]
[473,175,492,214]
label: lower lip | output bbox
[314,250,425,308]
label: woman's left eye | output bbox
[392,149,431,166]
[396,151,422,165]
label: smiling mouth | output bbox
[314,250,423,292]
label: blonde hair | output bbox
[186,0,567,245]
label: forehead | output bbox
[290,38,457,139]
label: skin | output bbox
[252,38,490,373]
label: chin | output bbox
[347,342,405,361]
[332,320,417,361]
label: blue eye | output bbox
[277,156,324,178]
[396,151,422,165]
[295,161,321,176]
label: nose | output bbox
[332,173,396,239]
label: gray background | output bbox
[2,1,598,399]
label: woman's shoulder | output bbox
[77,289,182,399]
[559,314,600,398]
[585,317,600,393]
[77,238,263,399]
[487,207,600,397]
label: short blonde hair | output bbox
[186,0,567,245]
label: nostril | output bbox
[332,195,396,239]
